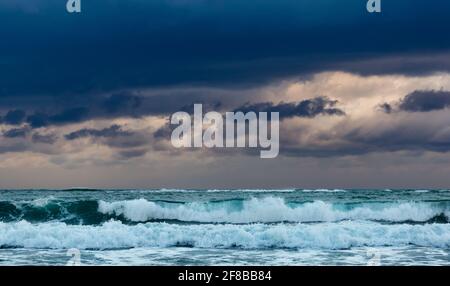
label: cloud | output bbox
[2,126,30,138]
[102,93,142,114]
[63,124,152,157]
[235,97,345,119]
[2,1,450,189]
[380,90,450,114]
[117,149,149,159]
[2,0,450,98]
[277,108,450,158]
[103,134,149,149]
[26,107,89,128]
[2,109,26,125]
[341,122,450,154]
[378,103,393,114]
[2,91,227,129]
[152,97,344,143]
[3,71,450,179]
[49,107,89,124]
[31,132,57,144]
[399,90,450,112]
[64,125,132,140]
[25,113,49,128]
[153,123,172,139]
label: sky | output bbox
[1,0,450,189]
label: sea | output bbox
[0,189,449,266]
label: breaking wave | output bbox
[98,197,450,224]
[1,220,449,250]
[1,196,449,225]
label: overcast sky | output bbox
[1,0,450,189]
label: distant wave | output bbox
[125,189,346,193]
[0,199,105,225]
[127,189,298,193]
[1,220,449,250]
[138,189,299,193]
[98,197,450,224]
[301,189,347,193]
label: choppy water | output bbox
[0,189,449,265]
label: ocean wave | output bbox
[98,197,450,224]
[1,220,449,250]
[29,196,57,207]
[0,199,108,225]
[206,189,297,193]
[2,196,449,225]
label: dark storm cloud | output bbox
[98,93,224,118]
[399,90,450,112]
[26,107,89,128]
[2,109,26,125]
[153,97,344,142]
[178,102,223,115]
[1,0,450,99]
[1,1,450,161]
[64,124,150,150]
[8,94,142,129]
[2,126,30,138]
[64,125,131,140]
[379,90,450,114]
[1,0,449,133]
[102,93,142,114]
[49,107,89,124]
[153,123,173,139]
[235,97,345,119]
[98,93,223,119]
[2,91,228,129]
[25,113,49,128]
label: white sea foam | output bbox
[29,196,56,207]
[1,220,449,250]
[97,197,448,223]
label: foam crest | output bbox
[1,220,449,250]
[98,197,449,223]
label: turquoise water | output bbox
[1,189,450,265]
